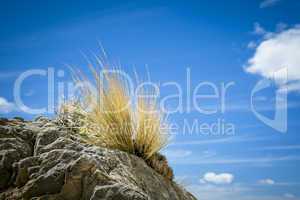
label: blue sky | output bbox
[1,0,300,199]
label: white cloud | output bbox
[259,178,275,185]
[260,0,281,8]
[245,26,300,92]
[201,172,234,184]
[0,97,15,113]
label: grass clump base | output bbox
[57,64,173,180]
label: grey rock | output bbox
[0,118,197,200]
[0,124,33,190]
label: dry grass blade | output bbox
[57,62,169,166]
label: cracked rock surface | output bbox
[0,117,196,200]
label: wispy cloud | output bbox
[0,97,15,113]
[187,184,251,200]
[188,183,300,200]
[284,193,296,198]
[187,183,300,200]
[0,71,20,79]
[170,155,300,165]
[199,98,300,114]
[252,22,267,35]
[256,180,300,186]
[24,89,35,97]
[247,41,257,49]
[163,149,192,159]
[171,135,267,146]
[258,178,275,185]
[260,0,281,8]
[253,145,300,151]
[189,178,300,200]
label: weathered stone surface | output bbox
[0,118,197,200]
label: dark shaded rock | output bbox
[15,156,40,187]
[13,117,25,122]
[0,125,33,190]
[0,118,9,126]
[0,118,197,200]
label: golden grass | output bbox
[58,64,169,161]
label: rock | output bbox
[0,118,197,200]
[0,118,9,126]
[13,117,25,122]
[0,126,33,190]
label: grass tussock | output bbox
[57,63,172,179]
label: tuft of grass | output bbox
[57,64,170,176]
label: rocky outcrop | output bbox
[0,117,196,200]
